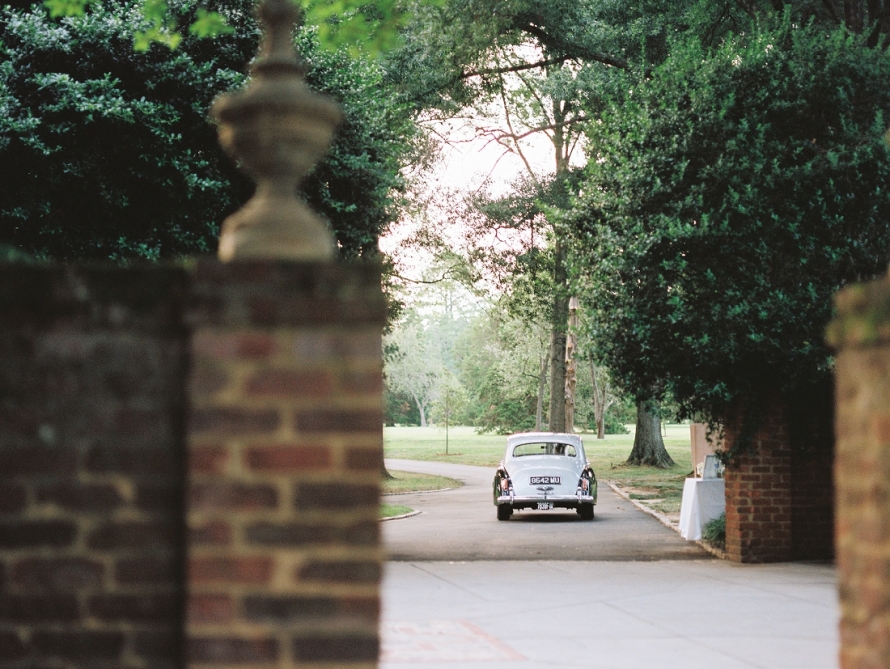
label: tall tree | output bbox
[390,0,684,432]
[588,359,617,439]
[627,401,675,468]
[454,303,551,434]
[571,15,890,459]
[384,313,442,427]
[391,0,764,434]
[0,0,422,261]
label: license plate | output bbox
[530,476,560,485]
[537,502,553,510]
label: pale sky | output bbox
[379,114,557,285]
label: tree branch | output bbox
[488,116,590,143]
[459,56,574,80]
[518,21,631,70]
[498,76,543,192]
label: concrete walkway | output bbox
[380,459,839,668]
[381,560,838,668]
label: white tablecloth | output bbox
[678,478,725,541]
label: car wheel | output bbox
[497,504,512,521]
[579,504,594,521]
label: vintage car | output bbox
[493,432,597,521]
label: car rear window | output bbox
[512,442,577,458]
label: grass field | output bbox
[379,470,464,520]
[384,425,694,517]
[380,503,414,518]
[383,470,463,494]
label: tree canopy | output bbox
[571,16,890,449]
[0,0,422,261]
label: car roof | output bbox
[506,432,584,447]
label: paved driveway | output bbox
[383,459,709,561]
[380,560,839,669]
[381,459,838,668]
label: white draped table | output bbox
[678,478,725,541]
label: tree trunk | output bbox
[590,359,609,439]
[535,352,547,431]
[412,392,427,427]
[547,99,571,435]
[548,241,569,433]
[627,400,675,468]
[564,297,579,433]
[846,0,865,32]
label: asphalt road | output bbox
[383,458,711,561]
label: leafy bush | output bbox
[701,513,726,550]
[603,412,630,435]
[0,0,420,261]
[574,18,890,447]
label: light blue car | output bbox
[493,432,597,521]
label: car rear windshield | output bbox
[512,442,577,458]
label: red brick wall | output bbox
[723,399,834,563]
[0,266,188,668]
[0,260,386,669]
[828,277,890,669]
[184,261,385,669]
[723,403,794,563]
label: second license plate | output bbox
[537,502,554,510]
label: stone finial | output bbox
[211,0,342,261]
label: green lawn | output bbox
[384,425,693,517]
[383,470,463,494]
[380,503,414,518]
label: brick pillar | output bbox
[185,260,385,669]
[0,265,188,669]
[828,276,890,669]
[723,401,794,563]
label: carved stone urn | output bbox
[211,0,342,261]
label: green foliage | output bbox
[572,18,890,435]
[0,0,252,261]
[701,512,726,550]
[188,7,234,37]
[428,371,474,427]
[133,0,182,50]
[384,387,420,426]
[603,412,630,435]
[44,0,231,49]
[0,0,420,261]
[307,0,439,57]
[299,26,423,257]
[454,305,549,434]
[43,0,95,17]
[41,0,432,55]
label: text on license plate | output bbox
[530,476,560,484]
[537,502,554,510]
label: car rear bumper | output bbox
[495,493,595,508]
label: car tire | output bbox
[497,504,512,521]
[579,504,594,521]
